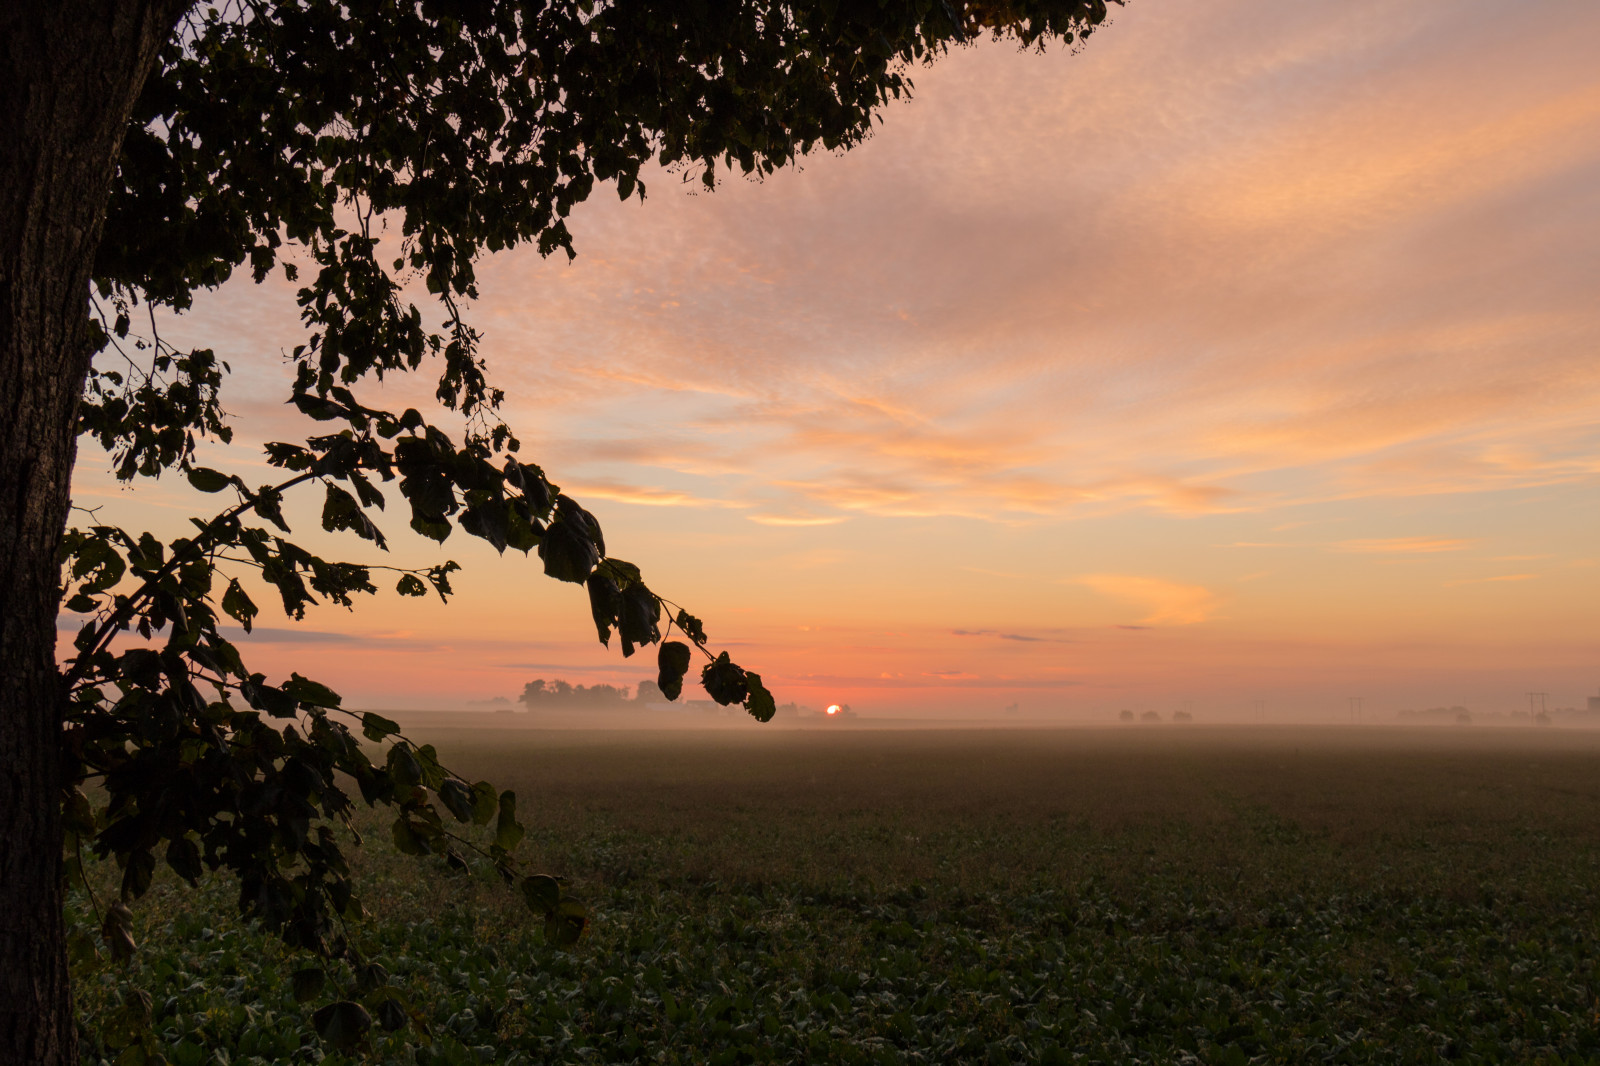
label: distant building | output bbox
[1589,690,1600,713]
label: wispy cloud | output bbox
[1073,575,1221,627]
[496,661,654,675]
[563,479,747,510]
[1443,573,1539,588]
[1225,537,1478,555]
[72,0,1600,713]
[1331,537,1474,554]
[467,0,1600,528]
[746,513,849,527]
[951,629,1074,644]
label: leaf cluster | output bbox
[58,382,760,1026]
[60,0,1114,1040]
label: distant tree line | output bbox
[517,679,824,716]
[520,679,633,708]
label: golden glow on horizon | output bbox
[69,0,1600,716]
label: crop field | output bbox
[73,724,1600,1065]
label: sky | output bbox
[71,0,1600,720]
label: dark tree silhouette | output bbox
[520,679,630,707]
[0,2,1114,1061]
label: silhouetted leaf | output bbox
[313,1001,371,1049]
[586,572,622,646]
[744,671,777,723]
[438,778,474,822]
[520,873,560,916]
[220,578,257,631]
[545,898,589,948]
[675,609,707,645]
[702,652,749,706]
[361,712,402,741]
[658,641,692,701]
[388,744,423,787]
[284,672,341,708]
[185,466,232,493]
[538,518,597,583]
[354,961,389,993]
[241,677,297,718]
[373,994,409,1032]
[469,781,497,825]
[495,790,524,851]
[391,817,428,856]
[121,848,155,900]
[166,836,202,886]
[618,583,660,657]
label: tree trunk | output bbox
[0,3,185,1063]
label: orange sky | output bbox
[71,0,1600,719]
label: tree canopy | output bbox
[1,0,1113,1058]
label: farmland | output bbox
[74,723,1600,1065]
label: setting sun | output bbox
[19,2,1600,1061]
[64,0,1600,722]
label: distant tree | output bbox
[576,683,628,704]
[635,679,665,704]
[521,680,629,707]
[0,2,1115,1061]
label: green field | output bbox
[74,724,1600,1065]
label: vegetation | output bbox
[520,680,633,709]
[73,726,1600,1065]
[1,3,1113,1060]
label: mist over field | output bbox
[80,720,1600,1063]
[387,683,1600,730]
[33,0,1600,1062]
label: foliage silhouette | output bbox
[0,1,1115,1060]
[519,679,630,707]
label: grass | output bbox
[73,724,1600,1065]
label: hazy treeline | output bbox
[514,679,827,716]
[520,679,640,707]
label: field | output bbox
[73,723,1600,1065]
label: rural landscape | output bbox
[73,722,1600,1064]
[4,0,1598,1065]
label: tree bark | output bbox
[0,3,186,1063]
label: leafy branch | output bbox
[57,0,1114,1051]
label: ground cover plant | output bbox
[74,726,1600,1065]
